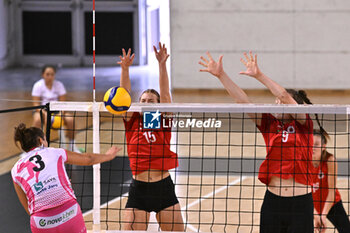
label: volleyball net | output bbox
[47,101,350,233]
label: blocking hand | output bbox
[199,52,224,78]
[154,42,170,64]
[239,51,261,78]
[117,48,135,69]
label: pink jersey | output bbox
[11,147,76,215]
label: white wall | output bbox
[170,0,350,89]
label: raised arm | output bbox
[199,52,261,126]
[65,146,121,166]
[118,48,135,92]
[154,42,171,103]
[199,52,251,104]
[239,51,307,124]
[239,51,296,105]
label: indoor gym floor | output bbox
[0,66,350,233]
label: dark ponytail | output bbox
[297,90,311,104]
[286,89,311,105]
[14,123,45,152]
[286,89,323,132]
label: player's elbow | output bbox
[278,90,293,104]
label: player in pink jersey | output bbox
[118,43,184,231]
[312,129,350,233]
[11,123,121,233]
[199,51,319,233]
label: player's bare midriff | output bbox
[268,176,312,197]
[133,169,170,182]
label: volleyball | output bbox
[104,86,131,114]
[51,114,62,129]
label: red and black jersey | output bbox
[312,156,341,214]
[257,113,314,185]
[123,112,178,175]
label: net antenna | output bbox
[92,0,96,102]
[92,0,101,231]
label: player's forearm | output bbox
[218,72,251,104]
[66,151,113,166]
[322,192,335,217]
[78,153,114,166]
[159,63,171,103]
[323,158,337,216]
[88,153,114,165]
[120,68,131,92]
[255,73,291,104]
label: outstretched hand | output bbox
[199,52,224,78]
[117,48,135,69]
[106,146,122,160]
[239,51,261,78]
[154,42,170,64]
